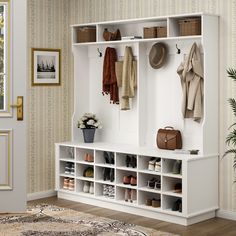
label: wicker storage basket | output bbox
[143,27,157,38]
[77,27,96,43]
[156,26,167,38]
[179,18,201,36]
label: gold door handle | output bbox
[10,96,23,120]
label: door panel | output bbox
[0,0,26,212]
[0,129,12,190]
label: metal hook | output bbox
[176,44,181,54]
[97,48,102,57]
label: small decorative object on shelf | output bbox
[78,113,102,143]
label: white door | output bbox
[0,0,27,212]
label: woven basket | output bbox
[156,27,167,38]
[143,27,157,38]
[77,27,96,43]
[179,18,201,36]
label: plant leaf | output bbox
[227,68,236,82]
[226,129,236,146]
[228,98,236,118]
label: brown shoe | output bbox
[123,175,131,184]
[130,176,137,186]
[152,199,161,208]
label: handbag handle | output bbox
[164,126,174,130]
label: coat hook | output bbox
[176,44,181,54]
[97,48,102,57]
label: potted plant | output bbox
[224,68,236,171]
[78,113,102,143]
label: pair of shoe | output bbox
[146,198,161,208]
[83,167,94,178]
[126,155,137,168]
[103,184,115,198]
[63,177,75,191]
[147,178,161,190]
[104,151,115,165]
[83,181,94,194]
[103,168,115,182]
[84,153,94,162]
[65,162,75,175]
[148,158,161,172]
[173,183,182,193]
[172,160,182,174]
[172,199,182,212]
[124,189,136,203]
[123,175,137,186]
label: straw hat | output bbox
[149,42,167,69]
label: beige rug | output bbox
[0,204,178,236]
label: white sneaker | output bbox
[155,161,161,172]
[89,182,94,194]
[83,181,90,193]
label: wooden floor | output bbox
[29,197,236,236]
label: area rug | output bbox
[0,204,178,236]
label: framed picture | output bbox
[31,48,61,86]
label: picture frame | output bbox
[31,48,61,86]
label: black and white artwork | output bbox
[32,48,61,85]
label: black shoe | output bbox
[172,199,182,211]
[126,155,131,167]
[108,152,115,165]
[103,168,110,181]
[130,155,137,168]
[110,169,114,182]
[104,151,110,164]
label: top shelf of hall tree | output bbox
[71,13,218,45]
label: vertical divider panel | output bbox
[138,43,147,146]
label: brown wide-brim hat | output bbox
[149,42,167,69]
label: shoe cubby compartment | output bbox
[162,195,182,214]
[76,163,94,180]
[162,159,182,176]
[95,150,115,166]
[76,179,94,195]
[76,148,94,163]
[59,146,75,160]
[95,166,115,183]
[116,152,137,169]
[138,155,161,173]
[162,176,182,196]
[95,183,115,199]
[59,160,75,177]
[116,186,137,204]
[138,190,161,209]
[116,169,137,188]
[138,173,161,192]
[60,176,75,192]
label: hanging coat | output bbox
[120,46,137,110]
[102,47,119,104]
[177,42,204,122]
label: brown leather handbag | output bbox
[156,126,182,150]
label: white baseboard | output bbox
[27,190,57,201]
[217,209,236,221]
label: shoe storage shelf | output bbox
[56,13,219,226]
[56,142,218,226]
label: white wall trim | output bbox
[27,190,57,201]
[217,210,236,221]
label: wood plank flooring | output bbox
[28,197,236,236]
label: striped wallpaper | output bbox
[27,0,236,211]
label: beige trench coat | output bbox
[177,42,204,122]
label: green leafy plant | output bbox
[224,68,236,169]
